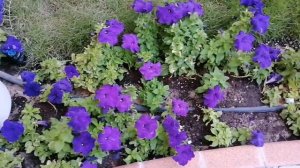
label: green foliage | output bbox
[41,118,74,159]
[123,85,139,101]
[199,11,252,70]
[225,52,252,76]
[123,126,171,164]
[36,58,66,82]
[202,108,251,147]
[72,41,134,92]
[41,159,81,168]
[250,68,271,85]
[280,104,300,136]
[163,14,207,76]
[140,79,170,112]
[24,117,74,163]
[0,149,23,168]
[262,86,283,107]
[63,95,102,117]
[275,49,300,91]
[135,14,159,62]
[196,68,229,93]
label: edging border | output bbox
[116,140,300,168]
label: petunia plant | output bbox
[2,0,300,167]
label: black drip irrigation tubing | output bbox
[135,104,286,113]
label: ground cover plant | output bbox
[0,0,299,167]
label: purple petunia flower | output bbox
[66,107,91,133]
[23,82,42,97]
[251,130,264,147]
[251,14,270,35]
[163,115,180,135]
[53,78,73,93]
[135,114,158,140]
[72,132,95,156]
[20,71,36,83]
[95,84,122,113]
[1,36,24,57]
[178,0,204,17]
[253,44,272,69]
[121,34,140,53]
[106,19,125,35]
[266,73,283,84]
[98,126,122,151]
[249,0,265,15]
[203,85,224,108]
[65,65,80,79]
[98,28,119,46]
[157,4,182,25]
[269,47,281,61]
[116,94,132,113]
[240,0,255,6]
[81,161,98,168]
[0,0,4,24]
[1,120,24,143]
[48,87,64,104]
[139,62,162,80]
[172,145,195,166]
[234,31,256,52]
[132,0,153,13]
[169,131,188,148]
[172,99,189,117]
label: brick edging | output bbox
[115,140,300,168]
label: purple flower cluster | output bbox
[163,116,194,166]
[21,71,36,83]
[163,116,187,148]
[135,114,158,140]
[251,14,270,35]
[66,107,91,133]
[240,0,264,15]
[251,130,264,147]
[203,85,224,108]
[98,19,124,46]
[98,126,122,151]
[20,71,42,97]
[48,78,73,104]
[156,0,204,25]
[0,0,4,24]
[172,145,195,166]
[65,65,80,79]
[139,62,162,80]
[0,36,24,57]
[172,99,189,117]
[234,31,256,52]
[122,34,140,53]
[132,0,153,14]
[1,120,24,143]
[72,132,95,156]
[81,161,97,168]
[95,84,132,113]
[23,81,42,97]
[253,44,281,69]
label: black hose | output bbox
[213,105,285,113]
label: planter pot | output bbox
[0,81,11,128]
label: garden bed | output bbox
[0,0,299,168]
